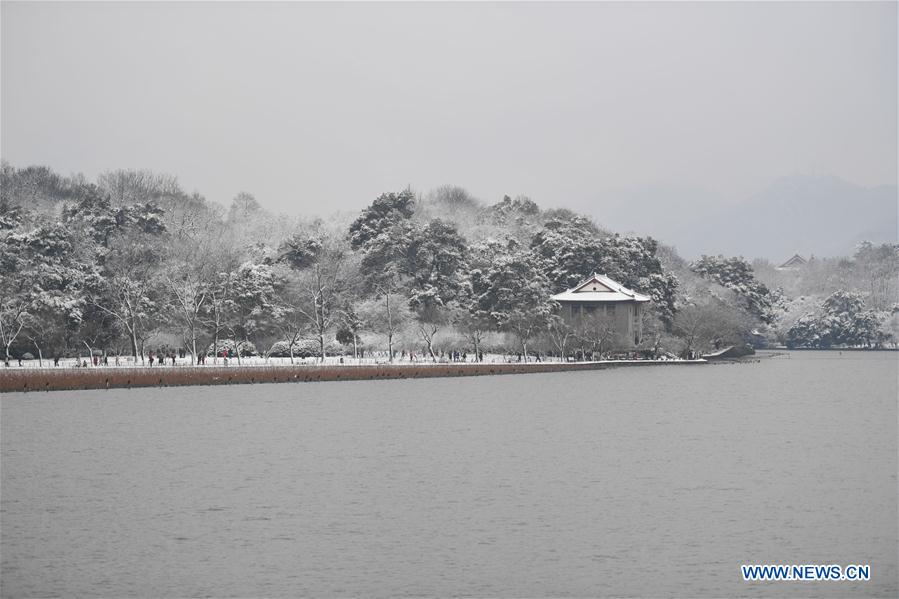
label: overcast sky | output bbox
[2,1,896,214]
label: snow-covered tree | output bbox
[0,196,23,231]
[488,194,540,226]
[596,235,679,326]
[673,294,754,357]
[786,290,882,348]
[97,169,180,207]
[691,255,779,324]
[877,305,899,348]
[0,222,95,362]
[222,262,278,364]
[348,189,416,250]
[406,219,467,311]
[572,311,624,359]
[275,237,353,362]
[852,242,899,310]
[470,247,555,361]
[335,302,365,359]
[1,161,80,211]
[90,230,167,360]
[414,303,455,361]
[544,314,574,361]
[164,236,221,362]
[356,294,412,361]
[530,216,604,292]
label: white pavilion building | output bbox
[551,273,651,347]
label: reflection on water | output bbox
[2,351,896,597]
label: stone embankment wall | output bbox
[0,360,706,394]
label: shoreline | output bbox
[0,359,707,394]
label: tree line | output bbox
[1,161,896,365]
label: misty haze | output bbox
[2,1,896,261]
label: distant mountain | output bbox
[581,176,897,261]
[569,183,723,243]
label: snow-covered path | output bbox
[3,352,689,371]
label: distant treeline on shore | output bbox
[2,162,897,371]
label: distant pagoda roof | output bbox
[551,273,650,303]
[778,254,807,269]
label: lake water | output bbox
[2,351,897,598]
